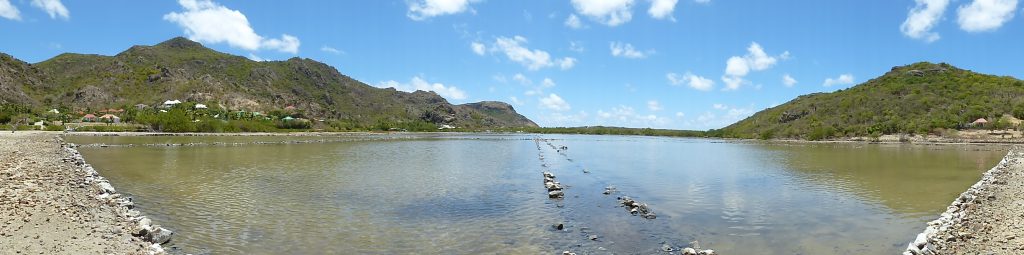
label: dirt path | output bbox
[906,146,1024,254]
[0,131,166,254]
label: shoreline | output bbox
[904,145,1024,254]
[0,131,171,254]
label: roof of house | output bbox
[195,104,208,109]
[83,114,96,118]
[973,118,989,124]
[100,114,119,119]
[163,100,182,105]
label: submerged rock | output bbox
[549,190,565,199]
[145,226,173,244]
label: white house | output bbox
[195,104,208,109]
[162,100,182,108]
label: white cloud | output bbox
[0,0,20,20]
[782,74,797,87]
[492,36,551,70]
[470,41,486,55]
[565,13,584,29]
[957,0,1018,32]
[690,104,756,129]
[648,0,679,21]
[675,112,685,118]
[822,74,855,87]
[407,0,478,21]
[320,46,344,55]
[570,0,635,26]
[720,42,785,91]
[509,96,524,106]
[541,78,556,87]
[901,0,950,42]
[30,0,68,20]
[513,73,531,85]
[540,93,571,111]
[539,111,590,127]
[712,103,727,110]
[569,41,585,52]
[597,105,672,127]
[164,0,301,54]
[609,41,653,59]
[667,72,714,91]
[647,100,663,111]
[246,53,266,62]
[377,76,468,100]
[558,57,577,70]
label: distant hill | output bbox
[0,37,537,129]
[713,62,1024,140]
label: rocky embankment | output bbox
[905,146,1024,254]
[0,131,171,254]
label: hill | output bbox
[0,37,536,129]
[712,62,1024,140]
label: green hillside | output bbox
[0,37,536,129]
[711,62,1024,140]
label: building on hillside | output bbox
[82,114,97,122]
[284,105,297,111]
[48,109,60,114]
[100,114,121,123]
[135,104,149,110]
[195,104,208,109]
[161,100,182,108]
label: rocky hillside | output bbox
[0,37,536,128]
[713,62,1024,139]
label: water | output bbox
[67,134,1008,254]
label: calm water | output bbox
[68,134,1008,254]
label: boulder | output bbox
[548,190,565,199]
[145,226,173,244]
[96,182,116,194]
[682,247,698,255]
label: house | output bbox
[282,116,295,121]
[48,109,60,114]
[82,114,97,122]
[161,100,182,108]
[195,104,208,109]
[284,105,296,111]
[99,114,121,123]
[971,118,988,127]
[135,104,149,110]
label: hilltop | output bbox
[0,37,536,129]
[712,62,1024,140]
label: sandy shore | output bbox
[0,131,168,254]
[906,146,1024,254]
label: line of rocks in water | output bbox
[904,146,1024,255]
[543,171,565,199]
[65,142,175,254]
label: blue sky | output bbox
[1,0,1021,129]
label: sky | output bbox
[1,0,1022,130]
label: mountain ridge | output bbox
[0,37,537,129]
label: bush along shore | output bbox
[0,132,171,254]
[905,146,1024,254]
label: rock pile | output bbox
[617,196,656,219]
[543,171,564,199]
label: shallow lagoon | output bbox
[68,134,1008,254]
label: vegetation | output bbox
[0,37,537,131]
[714,62,1024,140]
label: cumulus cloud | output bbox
[509,96,524,106]
[721,42,786,91]
[609,41,653,59]
[558,57,577,70]
[320,46,344,55]
[30,0,68,20]
[377,76,468,100]
[822,74,855,87]
[540,93,571,111]
[570,0,635,26]
[487,36,558,70]
[901,0,950,42]
[569,41,585,52]
[957,0,1018,32]
[470,41,486,55]
[565,13,584,29]
[782,74,797,87]
[667,72,714,91]
[648,0,678,20]
[164,0,301,54]
[407,0,478,20]
[647,100,663,111]
[0,0,21,20]
[597,105,672,128]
